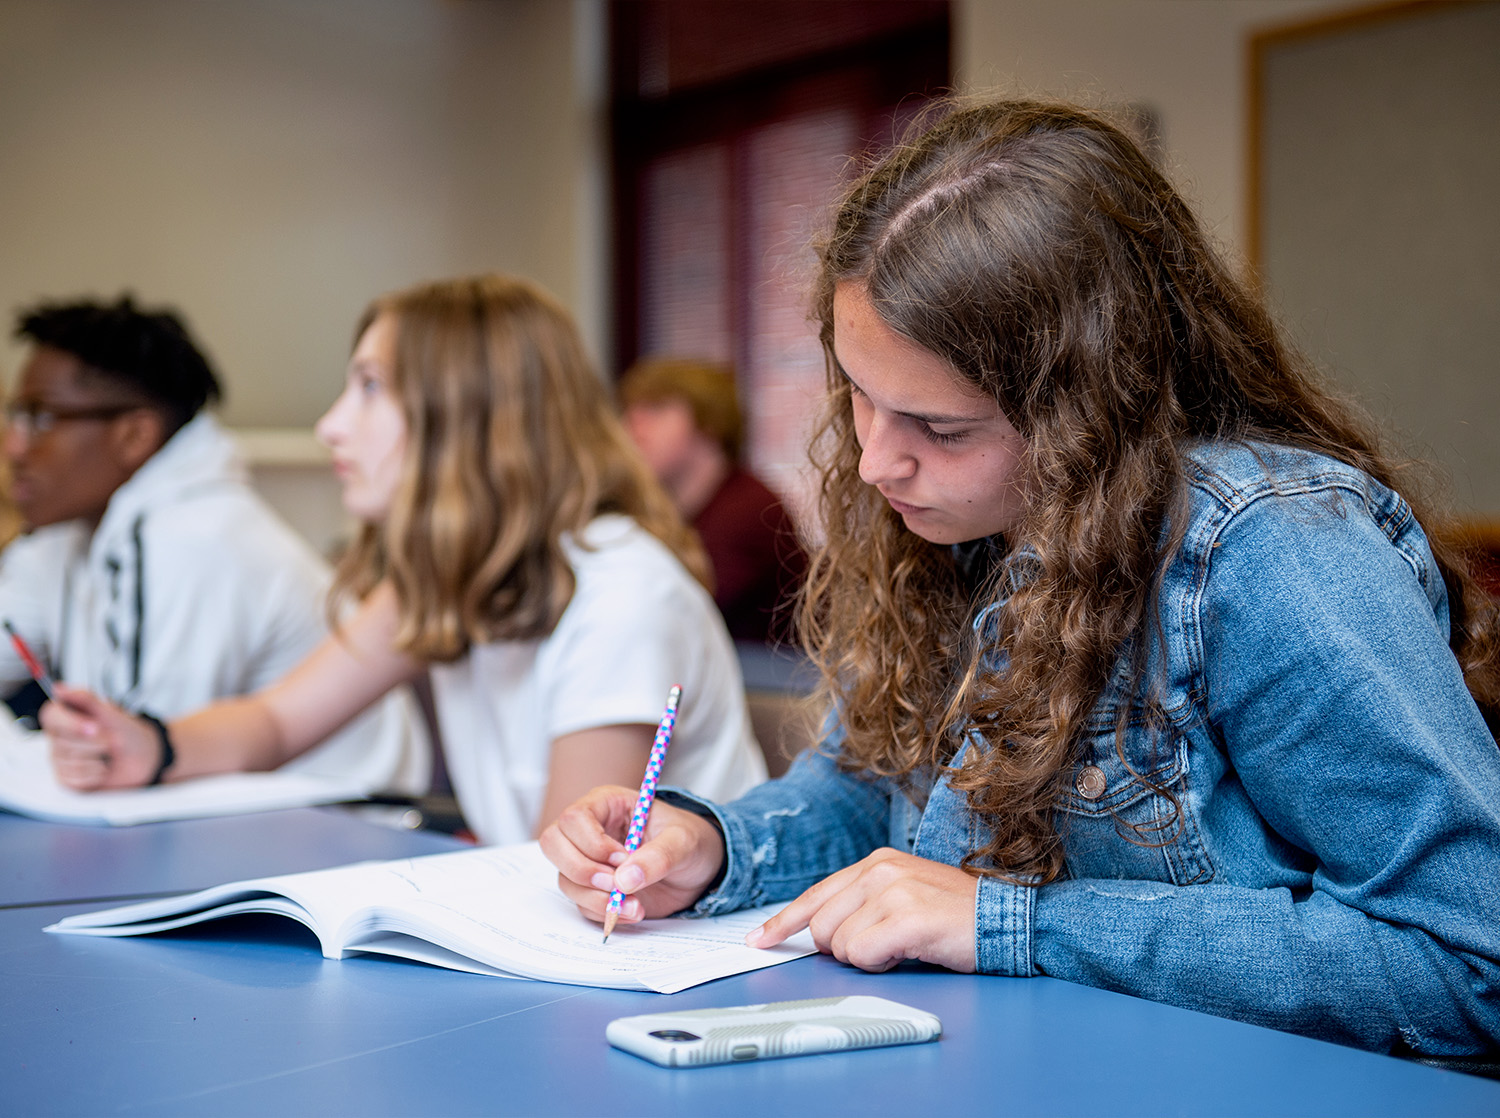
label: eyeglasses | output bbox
[3,402,143,438]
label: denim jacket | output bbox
[664,442,1500,1058]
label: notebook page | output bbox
[333,842,814,991]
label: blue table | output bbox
[2,811,1497,1116]
[0,805,461,908]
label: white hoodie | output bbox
[0,413,427,793]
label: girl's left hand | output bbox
[746,848,978,973]
[41,685,162,790]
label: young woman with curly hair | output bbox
[543,99,1500,1063]
[42,274,766,844]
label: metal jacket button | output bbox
[1075,765,1107,800]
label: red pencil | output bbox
[3,619,56,700]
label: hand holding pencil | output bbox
[602,684,681,942]
[538,686,728,931]
[4,619,175,791]
[40,687,166,791]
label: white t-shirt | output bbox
[429,515,767,846]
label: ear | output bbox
[108,408,170,473]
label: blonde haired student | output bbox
[542,99,1500,1063]
[44,274,766,843]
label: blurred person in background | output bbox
[1,294,424,792]
[620,357,806,644]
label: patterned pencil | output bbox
[603,684,682,942]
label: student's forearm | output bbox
[666,746,894,917]
[158,583,421,782]
[983,874,1500,1055]
[163,696,298,780]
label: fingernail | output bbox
[590,872,613,891]
[745,926,765,948]
[624,898,642,919]
[615,865,644,892]
[607,851,625,867]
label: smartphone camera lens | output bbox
[648,1029,701,1042]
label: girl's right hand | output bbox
[539,785,726,927]
[40,684,163,790]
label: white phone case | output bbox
[606,994,942,1068]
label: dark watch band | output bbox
[136,711,176,786]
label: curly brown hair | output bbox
[329,274,706,661]
[799,97,1500,884]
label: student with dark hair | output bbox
[14,296,222,438]
[2,294,423,792]
[543,99,1500,1063]
[620,357,806,643]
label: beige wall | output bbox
[5,0,1378,542]
[955,0,1349,263]
[0,0,604,429]
[2,0,1352,430]
[955,1,1497,516]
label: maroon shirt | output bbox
[692,467,807,643]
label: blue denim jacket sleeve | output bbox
[978,478,1500,1055]
[659,744,896,917]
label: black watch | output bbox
[136,711,176,785]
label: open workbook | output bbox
[46,841,816,993]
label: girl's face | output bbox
[315,312,408,523]
[833,282,1029,545]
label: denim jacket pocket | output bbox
[1055,717,1215,887]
